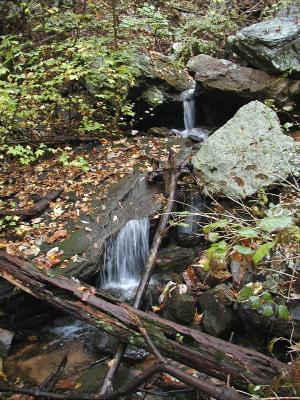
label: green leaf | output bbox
[278,305,289,320]
[237,286,253,301]
[262,291,272,301]
[258,216,293,233]
[207,232,220,242]
[252,241,276,265]
[249,296,260,309]
[237,228,259,238]
[261,303,273,318]
[233,244,253,255]
[203,219,228,233]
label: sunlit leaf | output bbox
[252,241,276,264]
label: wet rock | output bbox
[177,191,204,247]
[0,328,14,357]
[238,301,300,340]
[192,101,300,199]
[187,54,300,107]
[228,14,300,74]
[146,127,174,137]
[40,172,161,280]
[92,331,147,361]
[198,284,237,337]
[131,52,194,130]
[165,287,196,324]
[156,245,196,274]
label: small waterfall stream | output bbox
[100,217,150,294]
[181,88,196,131]
[174,87,209,141]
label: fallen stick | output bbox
[0,189,63,219]
[38,355,68,392]
[100,148,180,394]
[0,251,289,393]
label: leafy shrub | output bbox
[174,10,237,61]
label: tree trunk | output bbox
[0,251,289,392]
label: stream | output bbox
[3,89,210,400]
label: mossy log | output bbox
[0,251,289,392]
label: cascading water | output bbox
[100,217,150,294]
[173,86,209,141]
[182,88,196,132]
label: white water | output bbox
[182,88,196,131]
[173,87,209,141]
[100,217,150,293]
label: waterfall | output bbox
[181,88,196,131]
[100,217,150,291]
[173,87,209,141]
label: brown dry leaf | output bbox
[56,378,78,390]
[0,240,8,249]
[47,229,68,244]
[151,305,161,313]
[107,359,115,368]
[193,312,203,324]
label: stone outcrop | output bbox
[192,101,300,198]
[187,54,300,107]
[228,14,300,75]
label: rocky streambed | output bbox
[1,5,300,400]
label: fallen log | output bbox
[0,251,289,393]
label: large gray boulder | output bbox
[187,54,300,106]
[192,101,300,198]
[228,15,300,74]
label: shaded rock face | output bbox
[156,245,196,274]
[0,328,14,357]
[192,101,300,199]
[238,302,300,341]
[177,191,204,247]
[42,173,161,280]
[228,15,300,75]
[131,52,194,130]
[198,284,237,337]
[187,54,300,107]
[165,288,196,324]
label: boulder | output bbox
[198,284,237,337]
[238,301,300,340]
[136,51,194,92]
[0,328,14,357]
[40,172,161,280]
[156,245,196,274]
[228,15,300,74]
[165,287,196,324]
[177,191,204,247]
[146,127,174,137]
[132,52,194,130]
[192,101,300,198]
[187,54,300,107]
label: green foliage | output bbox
[204,240,228,272]
[258,216,294,233]
[174,10,237,61]
[252,241,276,265]
[0,143,56,165]
[0,215,20,232]
[0,34,138,140]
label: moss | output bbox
[276,226,300,244]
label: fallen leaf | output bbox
[107,359,115,368]
[47,229,68,244]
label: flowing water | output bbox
[173,87,209,141]
[99,217,150,296]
